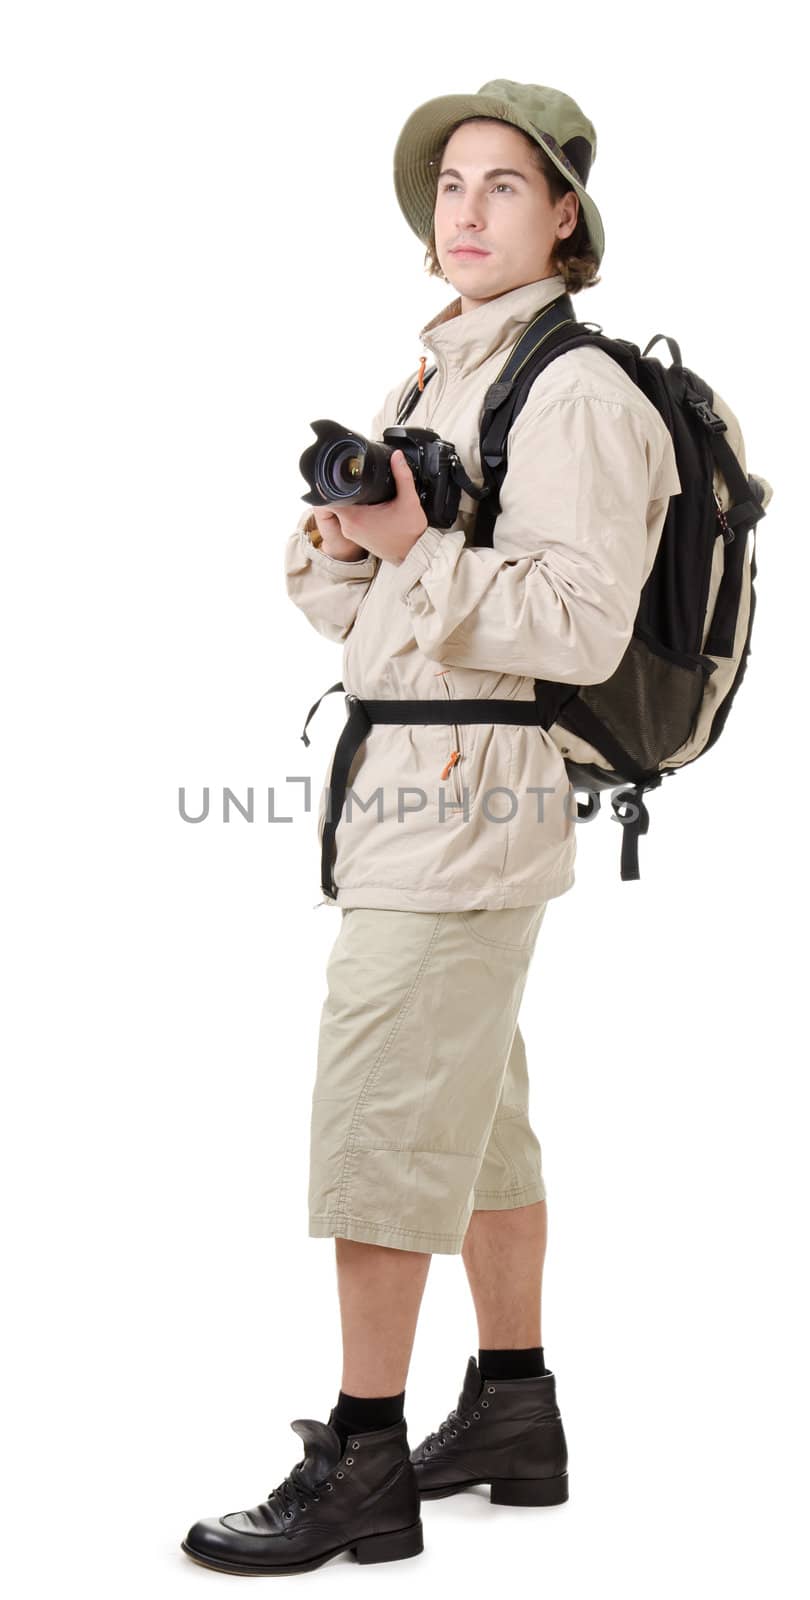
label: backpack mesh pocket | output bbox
[576,629,716,770]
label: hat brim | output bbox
[392,91,604,268]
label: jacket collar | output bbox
[418,272,568,377]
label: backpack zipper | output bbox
[713,486,735,545]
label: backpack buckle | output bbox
[685,392,727,433]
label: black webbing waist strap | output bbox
[300,686,559,901]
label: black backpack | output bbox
[393,290,772,880]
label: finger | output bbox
[391,450,417,494]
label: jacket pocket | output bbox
[437,672,464,811]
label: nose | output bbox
[442,184,487,233]
[455,203,485,231]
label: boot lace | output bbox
[268,1445,356,1519]
[422,1398,475,1453]
[267,1461,320,1518]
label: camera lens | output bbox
[322,442,365,497]
[299,420,397,509]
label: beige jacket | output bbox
[284,272,683,911]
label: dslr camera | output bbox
[299,419,486,531]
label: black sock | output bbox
[332,1390,406,1449]
[477,1346,547,1380]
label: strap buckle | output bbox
[685,392,727,433]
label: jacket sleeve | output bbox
[283,374,415,643]
[388,391,683,685]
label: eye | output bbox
[440,182,514,194]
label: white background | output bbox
[2,2,807,1596]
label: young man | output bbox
[182,80,681,1575]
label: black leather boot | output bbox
[181,1406,423,1574]
[410,1355,569,1506]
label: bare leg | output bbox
[461,1199,547,1347]
[335,1239,432,1395]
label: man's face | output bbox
[433,120,579,312]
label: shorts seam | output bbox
[350,1143,479,1158]
[490,1116,520,1193]
[472,1181,546,1198]
[309,1211,465,1244]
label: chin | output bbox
[443,262,499,295]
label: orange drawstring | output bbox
[417,355,427,392]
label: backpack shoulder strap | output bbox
[473,298,598,547]
[396,288,578,439]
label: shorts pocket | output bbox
[459,904,547,951]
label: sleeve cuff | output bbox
[391,525,446,601]
[297,526,379,578]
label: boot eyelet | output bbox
[451,1429,457,1437]
[336,1470,344,1479]
[482,1400,489,1407]
[313,1494,320,1501]
[473,1410,480,1418]
[487,1385,496,1393]
[424,1445,432,1454]
[352,1441,360,1450]
[326,1482,334,1491]
[284,1511,293,1519]
[463,1420,471,1428]
[346,1457,354,1465]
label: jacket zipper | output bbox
[436,671,464,811]
[418,359,462,810]
[422,357,447,428]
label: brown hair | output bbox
[424,116,601,295]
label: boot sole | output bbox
[180,1518,424,1574]
[417,1471,569,1507]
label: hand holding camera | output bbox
[299,419,488,564]
[309,505,369,562]
[330,450,429,566]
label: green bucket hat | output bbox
[393,78,604,268]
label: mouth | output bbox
[449,247,490,258]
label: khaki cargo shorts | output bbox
[308,903,548,1256]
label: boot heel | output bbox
[351,1518,424,1563]
[490,1471,569,1507]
